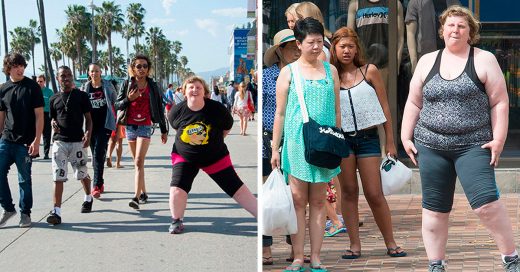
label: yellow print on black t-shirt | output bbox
[180,122,211,145]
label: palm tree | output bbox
[127,3,145,52]
[96,1,123,76]
[9,27,31,60]
[49,42,62,73]
[56,27,78,78]
[65,4,91,76]
[37,0,57,91]
[27,19,41,76]
[145,27,164,79]
[121,23,133,65]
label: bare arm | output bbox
[406,21,418,73]
[29,107,44,156]
[347,0,358,29]
[83,112,92,148]
[271,65,291,169]
[477,49,509,166]
[366,64,396,157]
[330,65,341,128]
[401,53,430,165]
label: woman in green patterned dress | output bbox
[271,17,341,272]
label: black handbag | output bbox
[293,63,349,169]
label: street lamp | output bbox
[89,0,97,63]
[155,54,158,80]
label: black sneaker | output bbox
[46,210,62,225]
[504,255,520,272]
[129,198,139,209]
[81,200,93,213]
[428,261,446,272]
[139,193,148,204]
[168,218,184,234]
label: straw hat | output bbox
[263,29,296,67]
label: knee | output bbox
[474,200,500,220]
[341,186,359,200]
[171,186,188,196]
[309,197,326,210]
[134,157,145,168]
[292,194,308,210]
[364,190,385,206]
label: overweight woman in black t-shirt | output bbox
[166,76,257,234]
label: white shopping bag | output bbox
[380,155,412,195]
[262,169,297,236]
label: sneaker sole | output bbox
[81,209,92,213]
[129,202,139,209]
[19,223,31,228]
[170,226,184,234]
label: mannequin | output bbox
[347,0,404,156]
[406,0,460,72]
[347,0,404,86]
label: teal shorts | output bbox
[416,143,499,213]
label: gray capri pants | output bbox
[416,142,500,213]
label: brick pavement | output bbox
[264,194,520,272]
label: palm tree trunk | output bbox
[108,33,113,76]
[37,0,57,92]
[126,38,129,66]
[31,46,36,76]
[75,37,81,79]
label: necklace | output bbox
[64,89,73,112]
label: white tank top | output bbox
[340,78,386,132]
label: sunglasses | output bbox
[135,64,149,70]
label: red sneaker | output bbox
[92,186,101,199]
[99,184,104,193]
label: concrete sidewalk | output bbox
[0,117,258,272]
[264,194,520,272]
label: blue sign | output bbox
[234,28,254,83]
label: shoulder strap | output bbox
[465,46,486,92]
[292,63,309,123]
[424,49,444,84]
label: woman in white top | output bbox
[210,85,223,104]
[330,26,406,260]
[233,82,251,136]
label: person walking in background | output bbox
[106,124,125,168]
[81,63,117,199]
[271,18,341,272]
[47,66,93,225]
[0,53,43,228]
[285,2,300,30]
[246,74,257,121]
[233,82,252,136]
[210,85,223,104]
[262,28,302,266]
[330,26,406,259]
[226,81,237,111]
[164,83,175,116]
[167,76,257,234]
[173,87,185,105]
[401,6,519,271]
[115,54,168,210]
[37,74,54,160]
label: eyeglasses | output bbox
[37,81,44,83]
[135,64,149,70]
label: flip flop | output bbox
[262,256,273,265]
[324,224,346,237]
[283,263,305,272]
[341,249,361,259]
[387,246,407,257]
[310,263,328,272]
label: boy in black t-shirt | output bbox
[0,53,44,228]
[46,66,93,225]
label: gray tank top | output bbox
[414,47,492,150]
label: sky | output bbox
[1,0,254,81]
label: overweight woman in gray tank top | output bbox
[401,6,519,272]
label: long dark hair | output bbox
[213,85,219,96]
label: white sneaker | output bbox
[0,210,17,227]
[19,213,31,228]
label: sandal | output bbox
[286,255,311,263]
[387,246,407,257]
[310,263,328,272]
[341,249,361,259]
[262,256,273,265]
[324,224,346,237]
[283,263,305,272]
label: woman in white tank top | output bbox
[330,26,406,260]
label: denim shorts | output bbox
[343,128,381,158]
[416,143,499,213]
[126,125,152,141]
